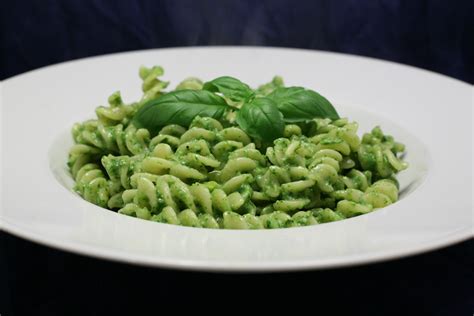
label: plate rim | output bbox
[1,218,471,272]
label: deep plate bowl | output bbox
[1,47,472,272]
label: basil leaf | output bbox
[133,89,229,134]
[268,87,339,122]
[203,76,254,102]
[236,97,284,142]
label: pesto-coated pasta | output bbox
[68,66,408,229]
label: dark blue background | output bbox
[1,0,473,82]
[1,1,473,315]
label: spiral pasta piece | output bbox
[72,121,150,156]
[139,65,169,102]
[67,144,102,178]
[310,118,360,156]
[73,163,109,208]
[358,126,408,178]
[95,92,137,126]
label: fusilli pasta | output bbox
[68,67,408,229]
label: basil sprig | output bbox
[133,89,229,135]
[132,75,340,142]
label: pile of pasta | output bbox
[68,67,408,229]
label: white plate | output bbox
[1,47,472,272]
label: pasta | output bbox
[68,66,408,229]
